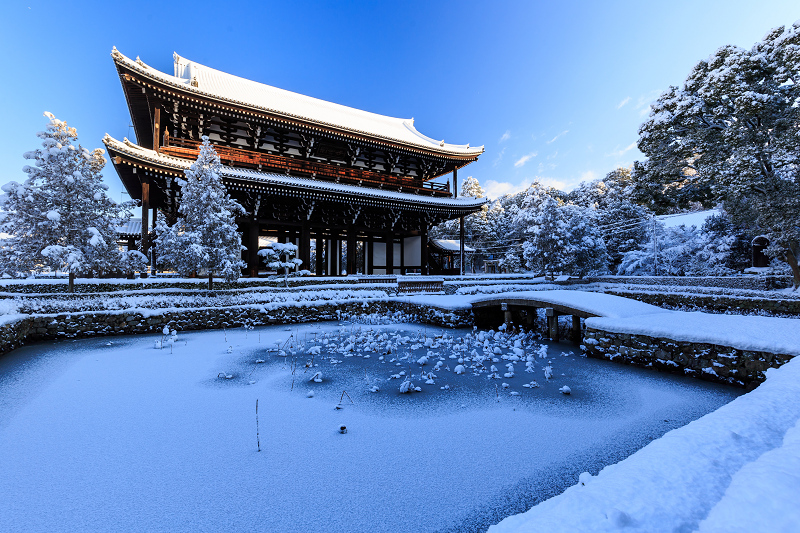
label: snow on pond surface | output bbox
[0,322,741,533]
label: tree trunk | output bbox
[68,271,75,293]
[208,271,213,291]
[786,247,800,291]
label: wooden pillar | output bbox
[400,235,405,274]
[277,229,286,244]
[385,232,394,275]
[453,167,458,198]
[140,175,150,279]
[347,230,356,275]
[572,315,582,342]
[153,108,161,151]
[329,233,339,276]
[367,236,374,275]
[459,216,465,275]
[248,221,259,277]
[420,227,428,275]
[300,226,311,274]
[316,233,325,276]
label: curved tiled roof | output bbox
[103,136,487,211]
[112,48,484,158]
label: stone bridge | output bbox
[470,290,663,341]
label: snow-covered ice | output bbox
[488,356,800,533]
[0,322,740,533]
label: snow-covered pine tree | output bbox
[559,205,609,278]
[516,183,564,275]
[635,22,800,288]
[0,113,136,291]
[259,242,302,287]
[617,223,702,276]
[154,137,245,289]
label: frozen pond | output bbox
[0,321,741,532]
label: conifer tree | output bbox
[154,137,245,289]
[0,113,136,291]
[634,22,800,288]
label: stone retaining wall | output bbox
[588,275,791,291]
[606,290,800,316]
[0,300,472,356]
[582,327,794,389]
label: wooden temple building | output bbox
[104,48,486,276]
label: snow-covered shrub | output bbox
[0,113,138,290]
[154,137,245,289]
[259,242,303,288]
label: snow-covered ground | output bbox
[0,322,738,533]
[488,355,800,533]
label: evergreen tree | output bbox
[517,188,564,275]
[260,242,303,287]
[634,22,800,288]
[154,137,245,289]
[0,113,136,291]
[559,205,609,277]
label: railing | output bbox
[159,138,452,197]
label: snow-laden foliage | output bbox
[618,212,753,276]
[618,224,701,276]
[0,113,137,287]
[154,137,245,288]
[259,242,303,287]
[517,184,564,274]
[429,175,489,272]
[634,22,800,288]
[558,205,609,278]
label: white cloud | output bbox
[493,147,506,166]
[547,130,569,144]
[635,90,662,117]
[579,170,597,183]
[514,151,537,168]
[616,96,631,109]
[607,142,637,158]
[536,177,567,190]
[483,179,532,200]
[498,130,511,143]
[538,161,557,174]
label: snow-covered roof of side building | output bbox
[104,136,487,211]
[116,218,142,236]
[111,48,484,158]
[430,239,476,253]
[658,209,719,228]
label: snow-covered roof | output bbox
[112,48,484,158]
[104,136,487,210]
[657,209,719,228]
[430,239,476,253]
[116,218,142,236]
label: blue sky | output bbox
[1,0,798,201]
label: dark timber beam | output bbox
[153,108,161,151]
[385,232,394,275]
[347,230,356,275]
[140,175,150,278]
[248,221,259,277]
[420,226,428,275]
[300,225,311,273]
[315,232,325,276]
[459,216,465,275]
